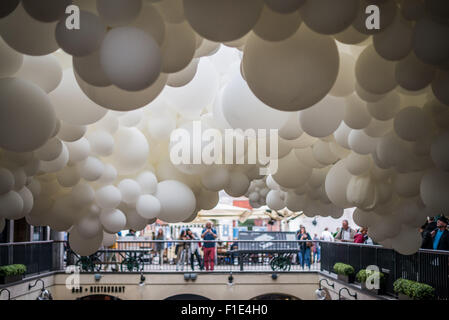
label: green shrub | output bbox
[0,264,27,277]
[393,278,435,300]
[356,269,385,283]
[333,263,355,276]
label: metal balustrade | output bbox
[1,239,448,300]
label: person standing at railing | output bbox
[429,216,449,251]
[297,226,312,270]
[312,233,320,263]
[334,220,356,242]
[176,230,189,271]
[201,221,217,271]
[187,229,204,271]
[155,228,165,267]
[321,227,334,242]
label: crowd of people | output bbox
[101,215,449,272]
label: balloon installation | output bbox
[0,0,448,257]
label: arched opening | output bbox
[78,294,121,301]
[164,294,210,300]
[251,293,300,300]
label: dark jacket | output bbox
[421,221,437,249]
[432,229,449,251]
[297,232,312,251]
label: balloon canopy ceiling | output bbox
[0,0,448,256]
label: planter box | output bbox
[0,274,23,284]
[338,274,355,283]
[398,293,413,300]
[360,281,386,295]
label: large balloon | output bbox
[69,227,103,256]
[183,0,263,42]
[50,70,107,125]
[100,27,162,91]
[299,95,345,138]
[272,151,312,189]
[300,0,358,35]
[356,45,397,95]
[253,5,302,42]
[155,180,196,223]
[97,0,142,27]
[0,3,58,55]
[22,0,71,22]
[56,10,107,57]
[0,37,23,77]
[0,78,56,152]
[243,25,339,111]
[222,73,290,130]
[14,55,62,93]
[136,194,161,219]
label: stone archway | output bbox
[164,294,211,300]
[78,294,121,300]
[250,293,300,300]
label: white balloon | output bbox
[71,183,95,208]
[299,96,345,138]
[0,78,56,153]
[0,168,14,195]
[14,55,62,93]
[95,185,122,209]
[136,194,161,219]
[100,208,126,233]
[100,27,162,91]
[155,180,196,223]
[0,36,23,77]
[272,151,312,188]
[420,169,449,212]
[69,227,103,256]
[66,138,91,164]
[50,70,107,126]
[200,166,230,192]
[163,58,218,119]
[431,131,449,171]
[224,171,250,197]
[78,156,105,181]
[136,171,158,194]
[324,159,352,208]
[348,129,378,155]
[57,122,87,142]
[222,73,290,130]
[109,127,149,175]
[57,165,80,187]
[266,190,285,210]
[118,179,142,204]
[0,191,24,220]
[87,130,114,156]
[76,215,102,239]
[393,106,432,142]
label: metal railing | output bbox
[0,241,59,278]
[320,241,449,300]
[65,240,321,273]
[1,239,448,300]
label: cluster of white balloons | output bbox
[1,0,449,256]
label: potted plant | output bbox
[393,278,435,300]
[0,264,27,284]
[356,269,386,295]
[333,262,355,283]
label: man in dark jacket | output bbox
[421,217,437,249]
[430,216,449,251]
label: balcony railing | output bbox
[1,239,448,300]
[320,241,449,300]
[65,240,321,273]
[0,241,58,278]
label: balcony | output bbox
[1,240,448,300]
